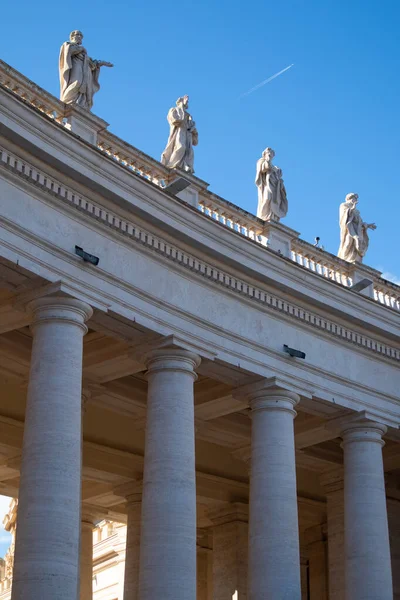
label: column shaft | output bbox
[387,498,400,600]
[322,477,345,600]
[138,348,200,600]
[11,297,92,600]
[80,520,93,600]
[308,540,328,600]
[123,497,141,600]
[248,390,301,599]
[212,519,248,599]
[342,421,393,600]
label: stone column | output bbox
[122,484,142,600]
[305,525,328,600]
[11,296,92,600]
[138,341,200,600]
[234,380,301,599]
[208,503,248,600]
[80,512,96,600]
[197,531,212,600]
[320,470,344,600]
[386,493,400,600]
[300,553,309,600]
[340,415,393,600]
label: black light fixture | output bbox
[284,344,306,359]
[75,245,99,266]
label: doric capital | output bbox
[233,377,300,415]
[207,502,248,527]
[15,280,106,315]
[327,411,388,447]
[131,334,216,370]
[81,504,108,526]
[114,481,143,504]
[27,296,93,334]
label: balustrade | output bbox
[1,58,399,313]
[0,59,65,124]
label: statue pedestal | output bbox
[262,221,300,258]
[349,263,381,299]
[64,105,109,145]
[164,169,209,209]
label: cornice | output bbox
[1,145,399,370]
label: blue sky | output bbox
[0,496,11,557]
[1,1,399,281]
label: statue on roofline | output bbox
[338,193,376,263]
[59,30,113,111]
[255,147,288,222]
[161,95,198,173]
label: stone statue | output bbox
[59,30,113,111]
[338,193,376,263]
[255,148,288,221]
[161,95,198,173]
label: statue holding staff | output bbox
[161,95,198,173]
[337,193,376,263]
[255,147,288,221]
[59,30,113,111]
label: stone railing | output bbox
[198,192,266,243]
[1,58,399,313]
[374,279,400,311]
[97,130,171,188]
[291,238,352,287]
[0,59,66,124]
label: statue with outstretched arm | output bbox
[59,30,113,111]
[338,193,376,263]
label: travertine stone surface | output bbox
[341,417,393,600]
[197,545,212,600]
[80,518,94,600]
[255,147,288,221]
[309,541,328,599]
[209,504,248,600]
[235,382,301,599]
[320,471,345,600]
[11,296,92,600]
[338,193,376,263]
[138,346,200,600]
[387,498,400,600]
[123,487,142,600]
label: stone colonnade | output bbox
[9,293,395,600]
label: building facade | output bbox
[0,57,400,600]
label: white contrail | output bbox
[239,64,294,98]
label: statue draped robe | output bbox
[161,106,198,173]
[338,201,370,263]
[59,42,101,110]
[255,159,288,221]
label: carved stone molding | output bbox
[1,145,399,365]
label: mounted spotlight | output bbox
[75,245,99,266]
[284,344,306,359]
